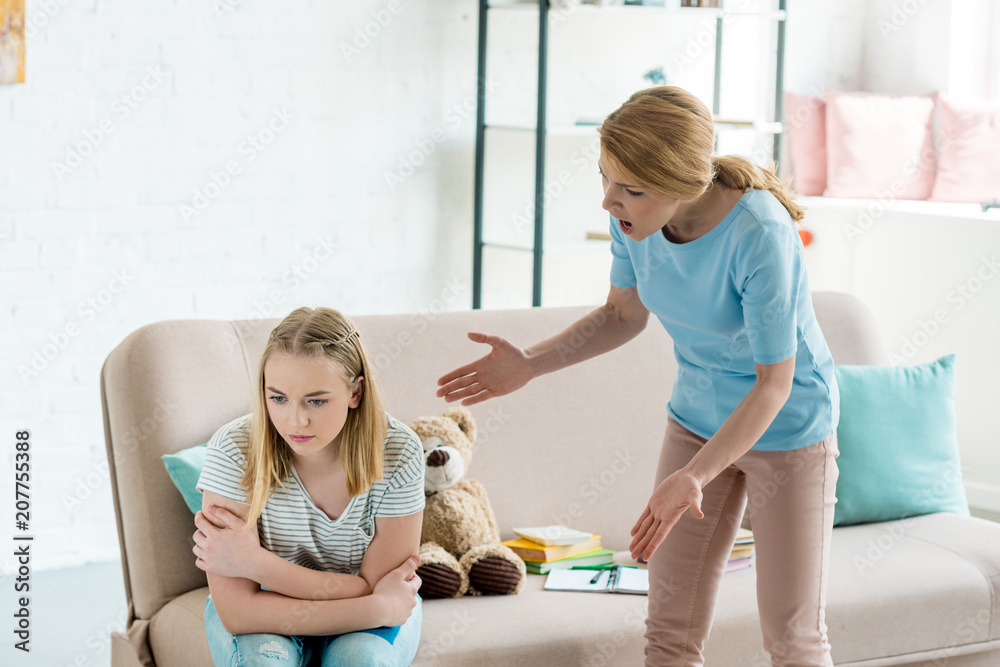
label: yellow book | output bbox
[502,535,602,562]
[729,544,754,559]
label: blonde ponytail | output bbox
[712,155,805,223]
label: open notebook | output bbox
[543,566,649,595]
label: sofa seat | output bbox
[148,588,212,666]
[822,514,1000,665]
[706,513,1000,667]
[142,513,1000,667]
[413,513,1000,666]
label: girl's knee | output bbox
[235,635,305,666]
[323,633,396,667]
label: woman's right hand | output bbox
[436,332,533,406]
[372,555,421,627]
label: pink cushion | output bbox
[784,92,826,196]
[930,96,1000,203]
[823,91,936,200]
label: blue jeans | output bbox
[204,594,422,667]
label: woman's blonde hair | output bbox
[598,86,805,223]
[240,306,386,528]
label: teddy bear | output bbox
[408,406,526,598]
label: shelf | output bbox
[798,196,1000,222]
[712,119,783,133]
[482,239,612,254]
[487,119,783,135]
[487,1,786,21]
[486,123,601,136]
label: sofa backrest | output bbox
[101,291,884,624]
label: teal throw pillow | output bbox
[833,354,970,526]
[162,444,208,514]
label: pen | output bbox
[589,570,604,584]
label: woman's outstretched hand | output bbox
[435,332,533,406]
[373,555,422,627]
[629,470,705,562]
[192,506,261,579]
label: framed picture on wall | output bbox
[1,0,25,84]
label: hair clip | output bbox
[322,329,359,346]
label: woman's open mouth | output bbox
[620,219,633,235]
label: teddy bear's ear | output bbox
[441,406,477,444]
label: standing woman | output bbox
[437,86,839,666]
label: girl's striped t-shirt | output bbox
[196,412,425,576]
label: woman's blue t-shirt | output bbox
[609,188,839,451]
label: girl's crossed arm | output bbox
[194,494,370,601]
[195,490,420,635]
[358,510,423,594]
[194,491,369,601]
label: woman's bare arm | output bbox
[680,356,796,485]
[629,356,796,560]
[437,284,650,405]
[524,284,651,377]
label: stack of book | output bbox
[609,528,756,573]
[502,525,615,575]
[727,528,755,573]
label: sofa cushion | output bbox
[821,514,1000,661]
[161,444,208,514]
[832,355,969,526]
[784,91,827,196]
[930,95,1000,203]
[707,514,1000,665]
[823,90,936,200]
[149,588,213,667]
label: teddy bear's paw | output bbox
[467,556,523,596]
[460,544,526,596]
[416,542,469,599]
[416,562,464,599]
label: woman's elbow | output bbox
[761,376,793,407]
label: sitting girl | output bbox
[192,306,425,666]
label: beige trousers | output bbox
[644,418,839,667]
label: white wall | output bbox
[784,0,867,94]
[863,0,997,100]
[0,0,479,571]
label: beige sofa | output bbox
[102,292,1000,667]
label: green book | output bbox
[524,548,616,575]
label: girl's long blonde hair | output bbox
[240,307,386,528]
[598,86,805,223]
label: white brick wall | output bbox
[0,0,479,571]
